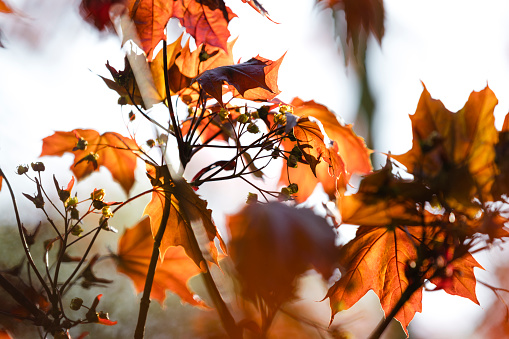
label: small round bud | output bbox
[71,225,84,236]
[74,138,88,151]
[279,104,293,114]
[31,162,45,172]
[287,155,298,168]
[118,96,128,106]
[146,139,155,148]
[199,50,210,62]
[287,183,298,194]
[247,123,260,134]
[129,111,136,122]
[102,206,114,218]
[246,193,258,204]
[66,196,79,208]
[156,134,168,145]
[16,165,29,175]
[250,111,259,120]
[219,108,229,121]
[274,112,287,126]
[70,297,83,311]
[70,207,80,220]
[91,188,105,201]
[237,114,249,124]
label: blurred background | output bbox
[1,0,509,338]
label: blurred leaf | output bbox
[227,202,338,308]
[116,217,207,306]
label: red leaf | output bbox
[128,0,236,60]
[196,54,284,106]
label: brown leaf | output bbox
[196,54,284,106]
[143,163,226,267]
[40,129,138,194]
[318,0,384,44]
[227,202,338,308]
[116,216,206,306]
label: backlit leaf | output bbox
[127,0,235,60]
[280,99,371,203]
[393,85,498,208]
[326,225,482,334]
[40,129,138,194]
[144,163,226,267]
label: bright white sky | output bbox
[1,0,509,338]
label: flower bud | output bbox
[128,111,135,122]
[66,196,79,208]
[16,165,29,175]
[102,206,114,218]
[91,188,105,201]
[287,183,298,194]
[246,193,258,204]
[71,225,84,236]
[279,104,293,114]
[73,138,88,151]
[146,139,155,148]
[199,50,210,62]
[118,96,128,106]
[287,154,298,168]
[219,108,229,121]
[247,123,259,134]
[237,114,249,124]
[31,162,45,172]
[274,113,287,126]
[70,207,80,220]
[70,297,83,311]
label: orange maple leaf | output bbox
[393,85,498,209]
[116,216,207,306]
[0,330,11,339]
[0,0,12,13]
[196,54,284,106]
[280,99,371,203]
[143,163,226,267]
[128,0,236,60]
[326,225,482,335]
[40,129,138,194]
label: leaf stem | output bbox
[134,189,173,339]
[368,280,422,339]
